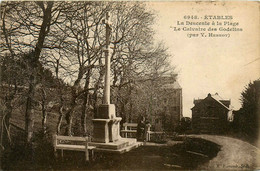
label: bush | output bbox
[1,135,33,170]
[2,128,56,170]
[31,128,56,168]
[150,132,168,143]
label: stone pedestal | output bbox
[92,119,110,143]
[109,117,122,142]
[97,104,116,119]
[92,104,122,143]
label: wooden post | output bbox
[124,125,128,138]
[146,124,151,141]
[85,137,89,161]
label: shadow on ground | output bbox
[2,137,220,170]
[51,137,221,170]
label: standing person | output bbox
[137,115,145,141]
[143,115,150,141]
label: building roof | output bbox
[211,93,230,110]
[192,93,232,110]
[211,93,223,101]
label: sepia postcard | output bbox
[0,1,259,170]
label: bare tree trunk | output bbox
[81,69,91,136]
[65,111,73,136]
[128,84,133,122]
[56,91,64,135]
[42,109,47,134]
[81,96,88,135]
[56,78,64,135]
[65,66,86,136]
[56,106,63,135]
[55,59,64,135]
[64,86,78,136]
[120,102,126,123]
[129,102,133,123]
[40,88,47,134]
[25,73,36,142]
[24,2,53,142]
[2,99,12,147]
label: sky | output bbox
[148,2,259,117]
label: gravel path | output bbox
[188,135,260,170]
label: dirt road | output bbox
[188,135,260,170]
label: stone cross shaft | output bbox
[92,12,122,143]
[104,12,112,105]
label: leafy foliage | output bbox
[238,79,260,140]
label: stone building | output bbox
[191,93,233,134]
[150,76,183,132]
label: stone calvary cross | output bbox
[92,12,122,143]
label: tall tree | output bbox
[239,79,260,141]
[1,1,178,138]
[0,1,62,142]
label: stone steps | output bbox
[89,138,137,150]
[90,138,142,153]
[93,141,143,154]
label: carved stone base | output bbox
[93,104,122,143]
[109,117,122,142]
[92,119,110,143]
